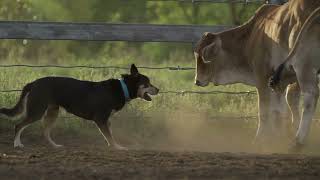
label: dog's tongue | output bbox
[143,92,152,101]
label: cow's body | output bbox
[269,6,320,151]
[194,0,320,151]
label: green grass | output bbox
[0,54,258,115]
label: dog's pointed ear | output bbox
[130,64,139,76]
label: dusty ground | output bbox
[1,130,320,180]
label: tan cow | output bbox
[194,0,320,151]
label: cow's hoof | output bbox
[288,141,304,153]
[111,144,128,151]
[53,144,64,148]
[14,143,24,148]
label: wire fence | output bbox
[57,114,259,120]
[0,89,257,95]
[0,64,195,71]
[57,114,320,122]
[0,63,256,95]
[160,90,256,95]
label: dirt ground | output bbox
[1,130,320,180]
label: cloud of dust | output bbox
[156,106,257,153]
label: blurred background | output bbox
[1,0,319,154]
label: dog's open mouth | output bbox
[143,92,152,101]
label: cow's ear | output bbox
[204,32,210,37]
[208,37,221,55]
[130,64,139,76]
[202,36,221,63]
[204,32,214,37]
[214,36,222,52]
[214,36,221,48]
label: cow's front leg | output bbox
[94,113,128,150]
[270,93,291,142]
[254,88,272,146]
[291,66,319,152]
[285,83,301,136]
[255,87,290,151]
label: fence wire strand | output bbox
[57,115,259,120]
[0,89,257,95]
[4,63,320,122]
[0,64,256,95]
[53,115,320,122]
[0,64,195,71]
[159,90,256,95]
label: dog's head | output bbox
[122,64,159,101]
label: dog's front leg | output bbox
[95,115,128,150]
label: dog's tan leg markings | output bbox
[95,118,127,150]
[13,95,30,148]
[42,105,62,148]
[14,118,34,148]
[13,90,50,148]
[7,95,28,148]
[14,125,29,148]
[14,122,33,148]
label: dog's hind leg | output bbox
[14,93,48,148]
[42,105,62,148]
[14,116,43,148]
[14,122,29,148]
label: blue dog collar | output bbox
[119,79,130,101]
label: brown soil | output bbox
[1,131,320,180]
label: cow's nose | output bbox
[195,80,201,86]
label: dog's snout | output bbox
[155,87,159,94]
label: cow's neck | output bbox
[213,64,256,86]
[213,26,256,86]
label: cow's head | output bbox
[194,32,223,87]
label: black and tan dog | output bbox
[0,64,159,150]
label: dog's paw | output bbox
[288,140,304,153]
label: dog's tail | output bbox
[0,82,33,119]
